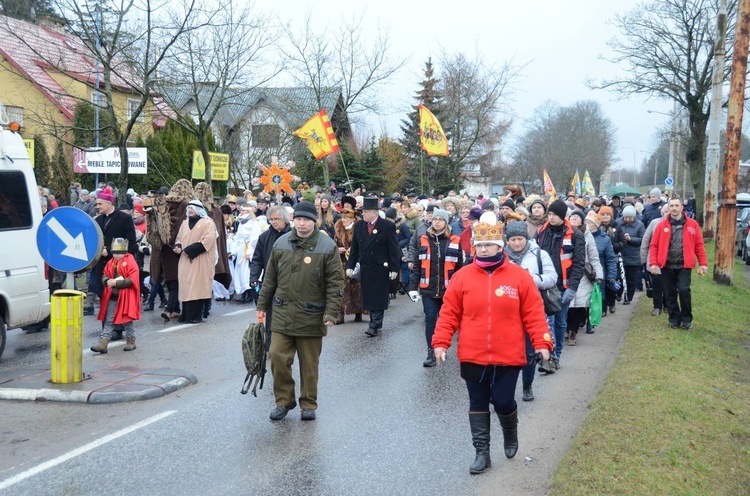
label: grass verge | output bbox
[550,244,750,495]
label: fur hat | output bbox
[548,199,568,219]
[293,201,318,221]
[505,220,529,239]
[341,196,356,210]
[585,211,601,228]
[340,208,357,219]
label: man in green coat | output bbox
[257,201,344,421]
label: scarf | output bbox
[506,242,531,266]
[475,251,505,272]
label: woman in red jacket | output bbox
[433,213,552,475]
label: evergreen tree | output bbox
[72,101,116,149]
[357,139,385,192]
[32,135,51,189]
[329,138,361,192]
[399,58,444,195]
[1,0,56,22]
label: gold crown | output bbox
[111,237,129,253]
[472,222,504,242]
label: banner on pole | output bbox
[73,147,148,175]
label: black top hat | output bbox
[362,196,379,211]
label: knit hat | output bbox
[530,199,547,214]
[98,187,116,204]
[382,198,392,209]
[649,187,662,196]
[127,188,137,197]
[118,203,130,211]
[622,205,637,218]
[293,201,318,221]
[569,210,585,224]
[80,189,89,196]
[501,199,516,210]
[385,207,397,220]
[599,206,613,217]
[473,212,504,246]
[133,204,145,215]
[585,211,601,228]
[505,220,529,239]
[432,208,450,224]
[468,207,484,220]
[548,199,568,219]
[426,203,438,212]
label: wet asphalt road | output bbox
[0,288,637,495]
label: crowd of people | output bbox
[33,179,709,473]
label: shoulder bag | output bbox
[536,249,562,315]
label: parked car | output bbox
[745,229,750,265]
[737,207,750,259]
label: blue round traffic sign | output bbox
[664,177,674,187]
[37,207,103,272]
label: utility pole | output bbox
[653,156,659,187]
[704,0,728,239]
[667,103,679,194]
[715,0,750,285]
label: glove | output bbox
[346,269,354,278]
[595,279,603,285]
[607,279,621,292]
[561,288,576,305]
[408,291,421,302]
[389,271,398,280]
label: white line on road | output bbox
[223,309,253,317]
[157,323,198,333]
[0,410,177,492]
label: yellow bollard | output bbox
[50,289,85,384]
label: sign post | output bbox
[36,207,103,383]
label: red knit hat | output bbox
[98,187,116,204]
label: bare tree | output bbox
[511,101,616,194]
[281,11,406,185]
[589,0,736,219]
[435,51,517,193]
[157,0,281,187]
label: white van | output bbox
[0,107,50,358]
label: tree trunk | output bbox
[687,113,709,224]
[199,133,212,189]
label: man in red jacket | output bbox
[648,197,708,329]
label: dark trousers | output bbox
[522,334,535,385]
[269,333,323,410]
[465,366,520,414]
[651,273,664,310]
[662,267,693,325]
[566,307,588,337]
[369,309,384,330]
[624,266,640,302]
[166,279,180,313]
[422,296,443,349]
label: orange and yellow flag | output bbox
[419,104,449,156]
[293,110,340,160]
[543,169,557,197]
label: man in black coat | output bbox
[250,205,291,347]
[346,197,401,336]
[86,188,137,315]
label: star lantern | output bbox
[253,159,299,198]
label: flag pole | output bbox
[420,150,424,195]
[337,152,352,189]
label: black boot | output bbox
[469,413,492,474]
[497,410,519,459]
[423,348,436,367]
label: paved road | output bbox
[0,289,637,495]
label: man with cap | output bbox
[347,197,401,336]
[87,187,137,317]
[536,199,585,369]
[641,188,666,229]
[256,201,343,421]
[499,199,516,219]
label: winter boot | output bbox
[497,409,519,459]
[123,337,136,351]
[354,313,362,322]
[423,348,436,367]
[90,338,110,354]
[522,383,534,402]
[468,412,492,474]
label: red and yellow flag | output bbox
[293,110,340,160]
[419,104,449,156]
[543,168,557,197]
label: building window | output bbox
[127,99,144,122]
[91,90,107,109]
[252,124,280,148]
[5,106,23,126]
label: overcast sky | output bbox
[272,0,709,184]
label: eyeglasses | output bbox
[269,218,283,222]
[475,243,496,250]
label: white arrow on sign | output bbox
[47,217,89,261]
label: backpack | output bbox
[241,320,267,397]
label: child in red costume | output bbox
[91,238,141,353]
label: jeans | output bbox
[662,267,692,325]
[551,301,570,361]
[422,296,443,349]
[369,310,384,330]
[465,366,520,414]
[147,273,166,307]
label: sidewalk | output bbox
[0,364,197,404]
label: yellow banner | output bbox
[293,110,340,160]
[193,151,230,181]
[419,104,449,156]
[23,139,34,168]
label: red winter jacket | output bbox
[431,258,553,367]
[649,215,707,269]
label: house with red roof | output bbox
[0,15,166,149]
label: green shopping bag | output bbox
[589,283,602,327]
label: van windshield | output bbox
[0,170,33,230]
